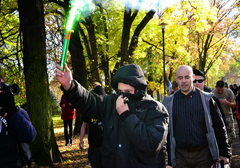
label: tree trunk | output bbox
[115,5,155,71]
[18,0,63,166]
[128,10,155,62]
[119,10,133,66]
[85,16,101,83]
[99,6,111,94]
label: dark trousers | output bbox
[63,120,73,144]
[237,120,240,138]
[174,147,214,168]
[88,145,102,168]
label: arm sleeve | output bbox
[10,108,36,143]
[119,102,169,155]
[213,96,227,126]
[62,80,104,120]
[210,98,231,158]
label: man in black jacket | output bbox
[56,63,169,168]
[163,65,231,168]
[193,69,227,125]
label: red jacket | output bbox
[236,95,240,121]
[60,95,76,120]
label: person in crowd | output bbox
[232,84,238,96]
[170,81,179,95]
[235,88,240,139]
[56,63,169,168]
[93,82,101,89]
[162,65,231,168]
[232,84,238,117]
[60,94,76,146]
[0,74,36,167]
[213,80,236,145]
[204,85,212,92]
[79,84,106,168]
[224,82,229,89]
[193,69,226,124]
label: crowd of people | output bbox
[3,62,239,167]
[1,56,239,168]
[55,63,240,168]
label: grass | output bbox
[52,115,90,168]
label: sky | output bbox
[162,0,237,9]
[162,0,179,9]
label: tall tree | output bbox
[18,0,62,166]
[114,1,156,70]
[137,0,240,95]
[183,0,239,74]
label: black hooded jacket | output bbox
[62,64,169,168]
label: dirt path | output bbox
[230,119,240,168]
[52,118,240,168]
[166,119,240,168]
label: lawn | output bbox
[52,115,90,168]
[27,115,90,168]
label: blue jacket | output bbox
[162,88,230,167]
[0,108,36,167]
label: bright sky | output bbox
[162,0,178,8]
[161,0,209,9]
[161,0,236,9]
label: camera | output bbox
[0,82,20,96]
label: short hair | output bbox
[224,82,228,88]
[216,80,224,88]
[0,74,6,82]
[172,81,178,89]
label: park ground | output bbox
[31,115,240,167]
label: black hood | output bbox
[111,64,147,99]
[93,85,106,95]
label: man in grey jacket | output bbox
[56,63,169,168]
[162,65,230,168]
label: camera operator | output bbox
[0,74,36,167]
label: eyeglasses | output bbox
[193,79,204,83]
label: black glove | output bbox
[0,92,18,116]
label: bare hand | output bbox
[215,156,229,168]
[56,63,72,90]
[219,98,227,105]
[116,95,129,115]
[219,156,229,164]
[79,139,84,149]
